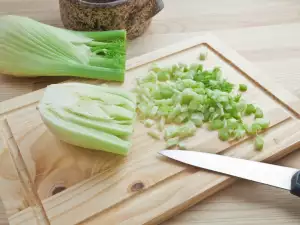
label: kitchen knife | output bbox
[160,150,300,197]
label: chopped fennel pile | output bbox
[135,62,269,150]
[0,15,126,81]
[38,83,136,155]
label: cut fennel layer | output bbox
[38,83,136,155]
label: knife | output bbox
[160,150,300,197]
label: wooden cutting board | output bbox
[1,34,300,225]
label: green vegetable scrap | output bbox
[209,119,224,130]
[255,107,264,118]
[148,130,161,140]
[144,119,155,128]
[254,118,270,129]
[164,125,180,140]
[255,135,264,151]
[166,137,179,148]
[157,117,165,131]
[245,104,256,115]
[38,83,136,155]
[199,52,208,61]
[0,15,126,81]
[239,84,248,92]
[135,57,270,150]
[178,142,187,150]
[218,128,230,141]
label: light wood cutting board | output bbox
[1,34,300,225]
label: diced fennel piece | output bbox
[239,84,247,92]
[158,105,172,117]
[178,121,197,138]
[218,128,230,141]
[236,101,247,112]
[209,107,215,113]
[226,118,239,129]
[181,88,197,104]
[199,52,207,61]
[144,71,157,83]
[167,104,181,121]
[149,106,159,118]
[148,130,161,140]
[166,137,179,148]
[180,104,189,113]
[157,71,170,81]
[190,63,203,72]
[182,79,197,88]
[38,83,136,155]
[203,111,211,122]
[255,107,264,118]
[190,113,204,127]
[181,70,195,80]
[188,99,199,111]
[178,142,187,150]
[144,119,155,128]
[158,83,174,99]
[155,99,173,105]
[178,62,188,70]
[254,118,270,129]
[164,125,180,140]
[175,112,189,124]
[246,123,262,135]
[233,126,246,140]
[157,117,166,131]
[245,104,256,115]
[255,135,264,151]
[208,119,224,130]
[137,103,148,117]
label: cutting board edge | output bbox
[2,33,300,225]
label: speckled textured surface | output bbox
[59,0,164,40]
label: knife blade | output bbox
[160,150,300,197]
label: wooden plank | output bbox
[4,108,290,225]
[1,121,50,225]
[2,34,300,225]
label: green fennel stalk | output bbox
[0,15,126,81]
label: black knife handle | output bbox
[291,171,300,197]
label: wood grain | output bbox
[0,33,300,223]
[2,34,300,225]
[1,120,50,225]
[2,0,300,225]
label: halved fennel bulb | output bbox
[38,83,136,155]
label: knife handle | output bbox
[290,171,300,197]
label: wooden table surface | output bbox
[1,0,300,224]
